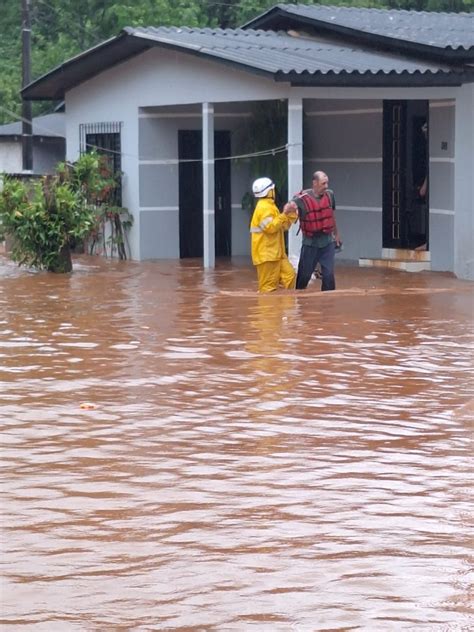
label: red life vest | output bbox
[296,190,335,237]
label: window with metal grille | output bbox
[79,122,123,206]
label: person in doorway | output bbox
[250,177,297,293]
[413,120,428,251]
[288,170,341,291]
[417,121,428,201]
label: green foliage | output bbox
[57,151,110,202]
[1,0,472,122]
[0,152,127,272]
[0,175,92,271]
[237,101,288,214]
[91,205,134,260]
[224,0,473,25]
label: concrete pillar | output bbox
[202,102,215,268]
[287,97,303,260]
[454,83,474,280]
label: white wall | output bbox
[454,83,474,280]
[0,142,22,173]
[137,105,253,259]
[429,100,455,272]
[64,45,464,272]
[303,99,383,261]
[302,94,459,270]
[66,47,291,259]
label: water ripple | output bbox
[1,256,473,630]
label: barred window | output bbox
[79,122,122,206]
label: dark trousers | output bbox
[296,241,336,291]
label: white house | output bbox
[0,111,65,175]
[22,4,474,279]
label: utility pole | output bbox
[21,0,33,172]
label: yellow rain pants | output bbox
[250,196,296,293]
[256,258,296,293]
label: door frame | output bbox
[178,129,232,259]
[382,100,429,250]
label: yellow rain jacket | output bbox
[250,197,296,266]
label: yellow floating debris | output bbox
[80,402,97,410]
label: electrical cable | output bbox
[0,103,301,164]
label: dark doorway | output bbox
[178,130,232,259]
[383,100,429,250]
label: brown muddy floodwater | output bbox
[0,253,473,631]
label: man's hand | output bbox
[283,201,298,215]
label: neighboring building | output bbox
[0,112,65,175]
[22,5,474,279]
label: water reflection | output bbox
[1,254,473,630]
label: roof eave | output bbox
[0,133,65,140]
[22,32,151,101]
[277,69,473,88]
[22,32,282,101]
[241,6,282,30]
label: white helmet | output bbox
[252,177,275,198]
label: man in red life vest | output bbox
[288,171,342,291]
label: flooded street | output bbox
[1,253,473,631]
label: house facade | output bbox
[0,112,65,175]
[22,5,474,279]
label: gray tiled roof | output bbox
[23,20,473,101]
[248,4,474,52]
[126,26,454,76]
[0,113,65,137]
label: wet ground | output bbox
[1,253,473,631]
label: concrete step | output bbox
[359,258,431,272]
[381,247,430,262]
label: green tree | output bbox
[0,0,472,125]
[0,152,118,272]
[236,101,289,214]
[0,0,22,124]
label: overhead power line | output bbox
[1,103,297,164]
[21,0,33,172]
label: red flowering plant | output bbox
[58,152,133,260]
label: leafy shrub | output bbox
[0,152,130,272]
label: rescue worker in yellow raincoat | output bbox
[250,177,297,293]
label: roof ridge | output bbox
[279,3,474,17]
[134,26,281,35]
